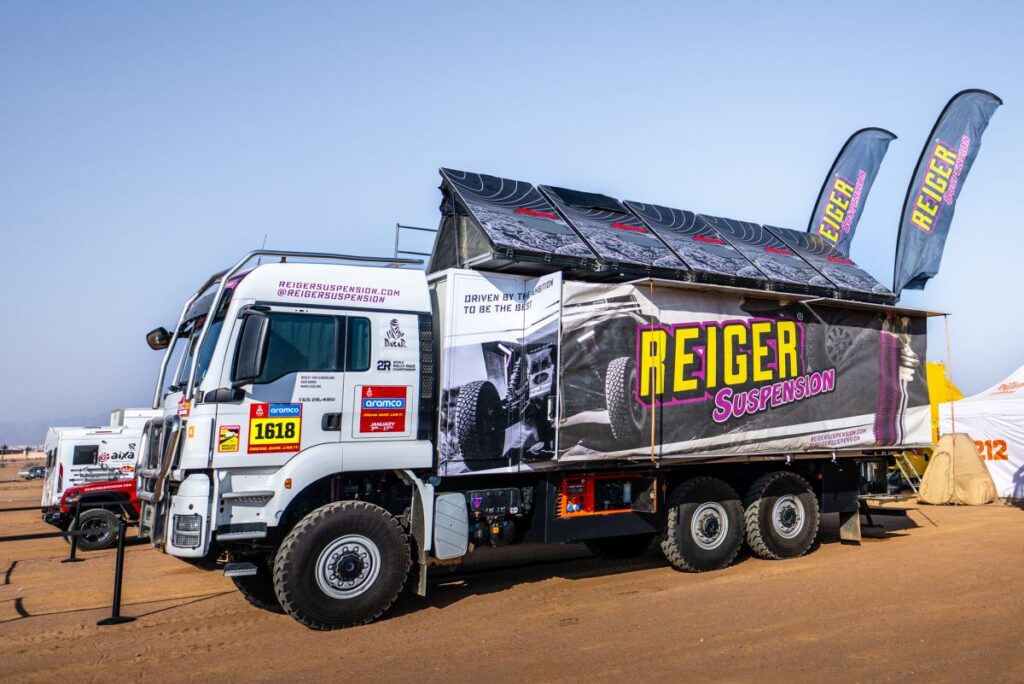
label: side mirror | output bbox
[232,312,270,387]
[146,327,172,350]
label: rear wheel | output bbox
[274,501,411,630]
[73,508,120,551]
[660,477,744,572]
[584,533,655,559]
[455,380,505,461]
[744,471,819,560]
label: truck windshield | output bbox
[174,315,226,389]
[166,279,239,396]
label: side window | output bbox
[345,317,371,372]
[72,445,98,466]
[256,313,339,384]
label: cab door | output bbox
[341,312,420,458]
[212,308,348,466]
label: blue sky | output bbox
[1,2,1021,442]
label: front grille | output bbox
[137,415,181,499]
[137,419,163,496]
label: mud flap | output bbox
[839,509,861,544]
[409,485,429,597]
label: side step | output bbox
[221,491,275,503]
[216,522,268,541]
[223,562,258,578]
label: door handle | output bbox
[321,413,342,431]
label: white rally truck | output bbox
[41,408,159,549]
[137,247,932,630]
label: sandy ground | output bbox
[2,475,1024,684]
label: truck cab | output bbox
[137,252,434,572]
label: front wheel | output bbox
[273,501,411,630]
[72,508,120,551]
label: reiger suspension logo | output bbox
[909,136,970,233]
[636,319,836,423]
[816,170,867,245]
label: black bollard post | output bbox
[97,518,136,626]
[61,499,84,564]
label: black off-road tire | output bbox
[273,501,411,630]
[660,477,744,573]
[606,356,648,442]
[455,380,505,461]
[744,471,819,560]
[232,558,283,613]
[72,508,120,551]
[584,533,655,559]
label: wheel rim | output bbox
[771,494,805,540]
[81,518,110,543]
[315,534,382,600]
[690,502,729,550]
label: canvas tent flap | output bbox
[697,215,835,296]
[434,168,915,306]
[537,185,688,277]
[918,433,997,505]
[624,201,769,288]
[765,225,897,304]
[434,169,598,274]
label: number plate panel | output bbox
[247,403,302,453]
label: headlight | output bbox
[171,513,202,549]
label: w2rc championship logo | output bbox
[384,319,406,348]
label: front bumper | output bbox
[42,508,66,528]
[142,473,212,558]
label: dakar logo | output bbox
[384,319,406,348]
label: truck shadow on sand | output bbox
[389,511,919,618]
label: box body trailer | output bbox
[137,250,930,629]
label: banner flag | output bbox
[893,89,1002,294]
[808,128,896,256]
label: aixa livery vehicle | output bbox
[135,169,937,630]
[41,409,157,550]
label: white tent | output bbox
[939,364,1024,500]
